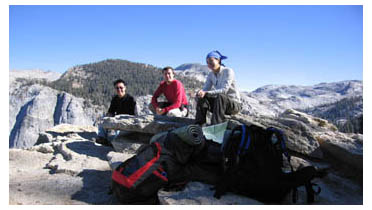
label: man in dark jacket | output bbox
[96,79,136,146]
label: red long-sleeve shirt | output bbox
[151,79,188,113]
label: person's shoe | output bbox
[95,137,113,147]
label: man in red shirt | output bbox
[150,66,189,117]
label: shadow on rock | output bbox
[71,169,119,204]
[47,130,98,141]
[66,141,113,161]
[77,131,99,141]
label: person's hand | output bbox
[156,107,165,115]
[197,90,206,98]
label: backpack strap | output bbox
[237,124,247,155]
[221,124,243,152]
[112,142,162,188]
[152,166,168,182]
[280,133,294,173]
[237,125,253,158]
[221,124,251,166]
[267,127,300,203]
[243,129,251,153]
[305,182,321,203]
[267,127,293,171]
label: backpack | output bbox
[111,129,208,204]
[214,123,325,204]
[111,142,168,204]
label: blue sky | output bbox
[9,5,363,91]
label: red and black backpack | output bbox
[111,142,168,204]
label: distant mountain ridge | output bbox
[245,80,362,112]
[175,63,210,82]
[10,69,62,83]
[9,61,363,149]
[244,81,362,133]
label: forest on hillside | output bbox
[302,96,363,134]
[46,59,203,109]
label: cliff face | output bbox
[9,82,104,149]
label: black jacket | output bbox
[108,94,136,116]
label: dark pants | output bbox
[195,93,241,125]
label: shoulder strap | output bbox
[266,127,293,171]
[112,142,163,188]
[237,124,246,155]
[221,124,251,166]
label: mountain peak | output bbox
[9,69,62,83]
[174,63,210,82]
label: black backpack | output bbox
[214,124,325,204]
[111,142,168,204]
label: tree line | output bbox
[46,59,203,109]
[302,96,363,134]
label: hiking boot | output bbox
[95,137,113,147]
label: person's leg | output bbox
[211,94,242,125]
[96,124,113,147]
[166,108,187,117]
[210,94,228,125]
[97,124,108,138]
[107,130,121,142]
[195,95,215,125]
[225,98,242,116]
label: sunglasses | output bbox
[116,86,125,90]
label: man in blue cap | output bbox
[195,50,242,125]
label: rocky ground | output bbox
[9,111,363,205]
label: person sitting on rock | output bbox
[195,50,242,126]
[96,79,136,146]
[150,66,189,117]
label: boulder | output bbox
[101,114,194,134]
[111,131,151,153]
[281,109,338,132]
[316,132,363,171]
[276,117,323,158]
[35,124,98,145]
